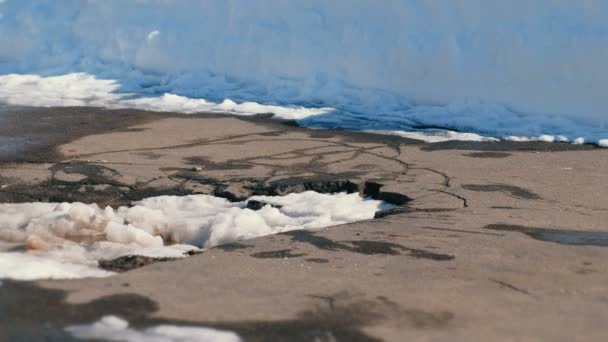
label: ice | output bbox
[65,315,241,342]
[0,192,388,280]
[0,1,607,145]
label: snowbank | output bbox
[1,0,607,143]
[0,192,388,280]
[66,316,241,342]
[0,73,333,120]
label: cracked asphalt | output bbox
[2,107,608,341]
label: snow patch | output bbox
[0,252,112,281]
[0,192,388,280]
[376,130,499,143]
[573,137,585,145]
[66,315,241,342]
[124,94,333,120]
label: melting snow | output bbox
[0,73,333,120]
[66,315,241,342]
[375,130,499,143]
[0,192,389,281]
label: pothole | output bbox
[0,188,398,280]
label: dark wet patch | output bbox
[575,268,597,275]
[50,161,122,181]
[183,156,253,170]
[346,241,404,255]
[462,184,541,200]
[41,162,130,204]
[283,231,454,261]
[215,242,253,251]
[0,173,132,207]
[0,107,170,163]
[135,152,165,160]
[214,176,410,207]
[306,258,330,264]
[464,152,511,158]
[374,207,409,218]
[421,140,596,152]
[251,249,306,259]
[170,173,414,208]
[246,200,283,211]
[262,177,360,197]
[305,128,420,147]
[123,187,194,204]
[490,206,519,210]
[1,160,204,206]
[485,224,608,246]
[212,187,253,202]
[0,281,454,342]
[98,255,178,272]
[407,249,455,261]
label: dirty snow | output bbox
[0,192,389,280]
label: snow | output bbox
[0,192,389,280]
[0,0,607,145]
[65,315,241,342]
[375,130,499,143]
[0,252,113,281]
[0,73,333,120]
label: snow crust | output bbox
[1,1,607,143]
[66,315,241,342]
[0,192,387,280]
